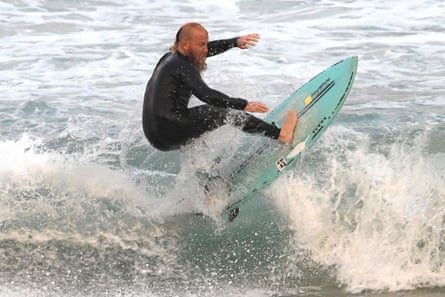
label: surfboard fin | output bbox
[286,134,310,159]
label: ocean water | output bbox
[1,0,444,296]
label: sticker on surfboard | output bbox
[275,157,287,171]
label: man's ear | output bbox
[181,41,190,51]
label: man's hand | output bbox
[245,101,269,113]
[237,33,260,49]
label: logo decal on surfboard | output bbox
[275,157,287,171]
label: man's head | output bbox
[171,23,208,71]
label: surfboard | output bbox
[223,56,358,221]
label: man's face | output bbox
[184,29,208,71]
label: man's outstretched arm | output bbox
[207,33,260,57]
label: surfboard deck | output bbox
[223,56,358,221]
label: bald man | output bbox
[143,22,297,151]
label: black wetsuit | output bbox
[143,38,280,151]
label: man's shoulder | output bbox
[154,53,179,73]
[159,52,190,68]
[157,52,173,65]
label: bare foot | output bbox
[278,110,298,144]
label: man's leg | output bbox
[228,109,297,143]
[187,105,297,143]
[186,105,230,139]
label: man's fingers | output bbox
[238,33,260,49]
[247,34,260,42]
[246,102,269,113]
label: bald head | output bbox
[171,23,208,53]
[170,23,209,71]
[175,22,208,44]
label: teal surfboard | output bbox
[224,56,358,221]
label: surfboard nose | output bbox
[349,55,358,70]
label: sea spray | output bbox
[271,125,445,292]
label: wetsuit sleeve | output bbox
[184,66,247,110]
[207,37,239,57]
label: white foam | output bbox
[0,135,152,220]
[270,127,445,292]
[161,126,244,223]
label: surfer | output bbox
[143,22,297,151]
